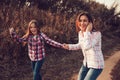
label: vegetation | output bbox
[111,60,120,80]
[0,0,120,80]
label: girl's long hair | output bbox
[22,20,40,46]
[75,11,96,32]
[22,19,40,39]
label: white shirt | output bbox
[68,31,104,69]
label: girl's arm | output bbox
[9,28,27,42]
[40,33,62,48]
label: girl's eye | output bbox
[30,27,36,28]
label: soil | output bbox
[70,51,120,80]
[97,51,120,80]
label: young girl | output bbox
[9,20,63,80]
[63,11,104,80]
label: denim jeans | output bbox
[78,65,103,80]
[31,59,44,80]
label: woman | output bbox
[9,20,63,80]
[63,11,104,80]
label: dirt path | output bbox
[70,51,120,80]
[97,51,120,80]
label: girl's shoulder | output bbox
[39,32,44,37]
[38,32,46,39]
[39,32,45,35]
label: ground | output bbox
[70,51,120,80]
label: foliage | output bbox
[0,0,120,80]
[111,59,120,80]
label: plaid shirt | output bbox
[11,32,62,61]
[68,31,104,69]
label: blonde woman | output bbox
[63,11,104,80]
[9,20,63,80]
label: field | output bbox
[0,0,120,80]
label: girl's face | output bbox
[78,15,89,32]
[29,23,38,35]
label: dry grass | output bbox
[0,1,120,80]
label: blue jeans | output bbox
[78,65,103,80]
[31,59,44,80]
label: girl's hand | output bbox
[62,43,69,50]
[9,27,14,34]
[86,23,93,32]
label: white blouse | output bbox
[68,31,104,69]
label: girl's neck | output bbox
[33,34,38,36]
[32,32,38,35]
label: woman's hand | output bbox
[86,23,93,32]
[9,27,14,34]
[62,43,69,50]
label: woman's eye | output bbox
[79,20,82,22]
[84,20,87,22]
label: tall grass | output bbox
[0,0,120,80]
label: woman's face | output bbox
[29,23,38,35]
[78,15,89,32]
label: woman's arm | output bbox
[82,23,101,50]
[68,43,81,50]
[83,31,101,50]
[67,32,81,50]
[40,33,63,48]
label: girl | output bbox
[9,20,63,80]
[63,11,104,80]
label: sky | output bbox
[94,0,120,13]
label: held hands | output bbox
[86,23,93,32]
[62,43,69,50]
[9,27,14,34]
